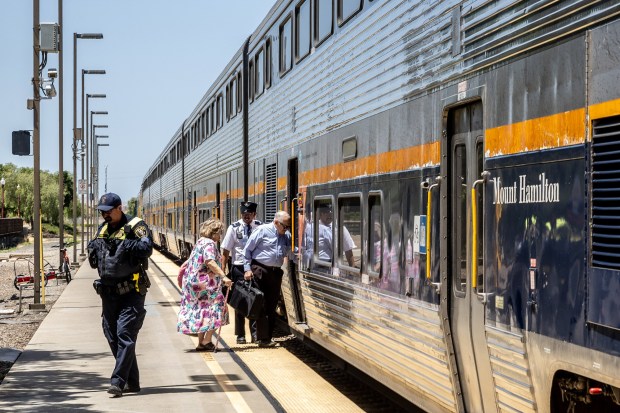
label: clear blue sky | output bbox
[0,1,275,204]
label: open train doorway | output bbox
[287,157,306,324]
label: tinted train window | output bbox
[256,48,265,98]
[368,193,382,277]
[217,94,224,129]
[453,144,467,293]
[315,0,333,45]
[313,198,334,267]
[236,72,243,112]
[229,77,237,119]
[338,196,361,270]
[338,0,362,25]
[210,102,216,133]
[265,38,272,89]
[279,16,293,75]
[296,0,311,61]
[201,112,207,141]
[249,59,255,102]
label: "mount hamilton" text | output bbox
[492,173,560,205]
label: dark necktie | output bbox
[246,224,251,236]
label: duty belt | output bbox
[93,274,139,296]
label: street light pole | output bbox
[96,143,110,203]
[89,112,107,239]
[58,0,64,268]
[92,125,108,208]
[72,32,103,265]
[80,71,105,257]
[17,184,21,218]
[0,177,5,218]
[32,0,42,305]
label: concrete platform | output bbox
[0,252,279,413]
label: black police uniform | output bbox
[88,213,152,393]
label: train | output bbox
[139,0,620,412]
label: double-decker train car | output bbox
[140,0,620,411]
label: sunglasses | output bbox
[277,220,291,231]
[100,206,119,216]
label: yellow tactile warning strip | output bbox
[149,250,364,413]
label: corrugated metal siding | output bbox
[486,325,536,413]
[247,0,620,165]
[283,271,457,411]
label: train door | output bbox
[287,158,306,323]
[443,101,496,412]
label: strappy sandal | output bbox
[196,342,215,352]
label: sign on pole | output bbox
[78,179,87,195]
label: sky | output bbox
[0,0,275,204]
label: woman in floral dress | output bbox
[177,218,233,351]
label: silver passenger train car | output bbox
[140,1,620,411]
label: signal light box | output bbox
[12,130,31,156]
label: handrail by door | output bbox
[471,171,490,302]
[422,176,441,293]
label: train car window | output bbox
[295,0,311,62]
[314,0,333,46]
[226,84,231,121]
[453,143,467,293]
[279,16,293,76]
[312,198,334,269]
[230,77,237,119]
[342,136,357,161]
[205,107,211,137]
[217,94,224,129]
[265,38,272,89]
[338,0,362,26]
[249,59,255,102]
[338,195,361,271]
[236,72,243,112]
[368,193,382,278]
[211,101,216,132]
[255,48,265,98]
[475,140,484,294]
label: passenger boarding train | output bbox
[139,0,620,411]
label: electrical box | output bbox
[40,23,59,53]
[12,131,31,156]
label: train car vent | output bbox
[591,115,620,270]
[226,194,231,226]
[265,163,277,222]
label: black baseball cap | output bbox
[240,201,257,213]
[97,193,122,211]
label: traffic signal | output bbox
[12,130,30,156]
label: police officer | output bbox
[87,193,153,397]
[221,201,262,344]
[242,210,297,347]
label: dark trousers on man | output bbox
[251,261,284,341]
[101,290,147,389]
[230,265,257,340]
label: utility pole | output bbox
[58,0,64,269]
[32,0,44,308]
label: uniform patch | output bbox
[134,226,148,238]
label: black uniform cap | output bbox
[240,201,257,213]
[97,193,122,211]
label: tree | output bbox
[127,197,138,216]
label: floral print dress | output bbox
[177,237,229,334]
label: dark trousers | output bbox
[230,265,256,339]
[101,290,146,388]
[251,261,283,341]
